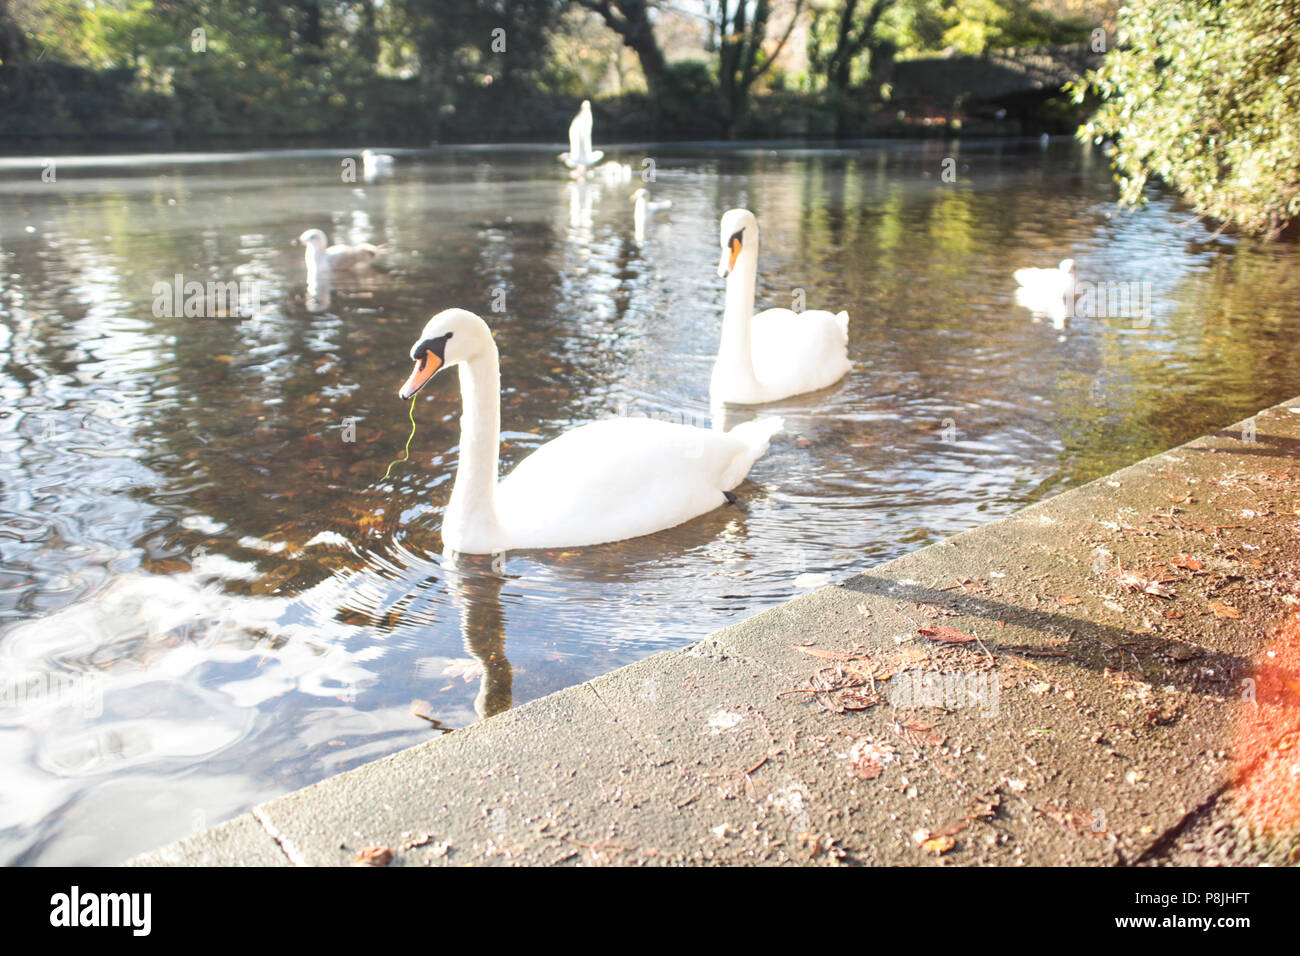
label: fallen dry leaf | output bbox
[352,846,393,866]
[1171,555,1204,571]
[918,625,976,644]
[844,737,895,780]
[805,664,881,712]
[1057,595,1082,606]
[921,834,956,855]
[898,719,945,746]
[787,644,855,662]
[1208,601,1242,619]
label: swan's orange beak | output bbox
[719,236,742,278]
[399,353,441,400]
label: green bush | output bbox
[652,61,719,139]
[1076,0,1300,238]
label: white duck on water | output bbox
[631,187,671,240]
[296,229,385,286]
[361,149,394,181]
[397,309,781,554]
[1013,258,1077,327]
[710,209,850,406]
[558,100,604,174]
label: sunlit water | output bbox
[1,141,1298,864]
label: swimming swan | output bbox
[397,309,782,554]
[710,209,850,405]
[297,229,385,286]
[559,100,604,174]
[632,187,672,239]
[1013,258,1077,327]
[361,149,394,181]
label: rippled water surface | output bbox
[2,142,1299,864]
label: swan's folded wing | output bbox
[750,308,852,397]
[1014,267,1057,288]
[495,418,764,549]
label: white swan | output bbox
[710,209,850,405]
[632,187,671,239]
[361,149,394,181]
[558,100,604,174]
[1014,258,1076,328]
[397,309,782,554]
[296,229,384,286]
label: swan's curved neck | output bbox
[304,244,326,281]
[446,346,502,542]
[716,238,760,390]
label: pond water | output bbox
[2,141,1298,864]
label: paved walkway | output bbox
[131,399,1300,866]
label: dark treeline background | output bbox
[0,1,1111,146]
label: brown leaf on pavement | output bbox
[352,846,393,866]
[918,625,976,644]
[844,737,895,780]
[787,644,855,662]
[921,834,956,855]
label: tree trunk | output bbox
[357,0,379,68]
[578,0,664,95]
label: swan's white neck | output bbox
[304,244,326,283]
[715,238,760,393]
[445,346,503,547]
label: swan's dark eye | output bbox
[729,229,744,247]
[412,332,453,363]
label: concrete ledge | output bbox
[130,399,1300,866]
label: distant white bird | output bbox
[631,187,671,240]
[296,229,385,287]
[1014,258,1077,328]
[559,100,604,174]
[361,149,394,181]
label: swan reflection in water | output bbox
[441,551,513,720]
[305,269,332,313]
[567,177,595,233]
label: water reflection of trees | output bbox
[730,145,1300,501]
[5,147,1300,609]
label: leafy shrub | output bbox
[1076,0,1300,238]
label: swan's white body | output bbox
[398,310,781,554]
[298,229,384,286]
[632,187,672,239]
[361,149,394,181]
[559,101,604,173]
[1014,258,1076,328]
[710,209,850,405]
